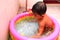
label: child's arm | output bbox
[31,21,45,38]
[31,26,44,38]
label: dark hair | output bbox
[32,1,47,16]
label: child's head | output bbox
[32,1,47,20]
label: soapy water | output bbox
[15,18,39,37]
[15,17,54,38]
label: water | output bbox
[15,17,54,38]
[15,18,38,37]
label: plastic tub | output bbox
[10,12,60,40]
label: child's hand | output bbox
[31,35,40,38]
[31,33,41,38]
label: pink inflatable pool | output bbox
[10,12,60,40]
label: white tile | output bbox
[46,4,60,25]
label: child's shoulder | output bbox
[44,15,54,27]
[44,15,53,24]
[44,14,51,20]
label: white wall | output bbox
[27,0,43,10]
[19,0,26,8]
[18,0,43,13]
[18,0,26,13]
[0,0,19,40]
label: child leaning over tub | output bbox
[30,1,54,38]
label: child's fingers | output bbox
[31,35,40,38]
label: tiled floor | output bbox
[46,4,60,40]
[46,4,60,25]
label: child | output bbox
[31,1,54,38]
